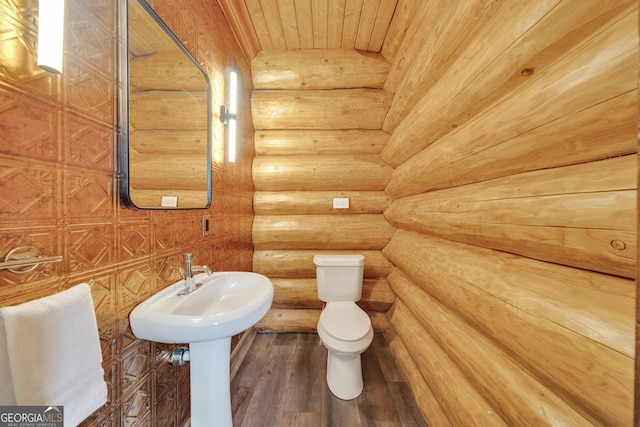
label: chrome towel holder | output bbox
[0,246,62,274]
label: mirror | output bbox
[118,0,212,209]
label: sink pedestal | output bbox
[189,338,232,427]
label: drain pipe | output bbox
[160,347,190,366]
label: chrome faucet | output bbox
[178,253,213,295]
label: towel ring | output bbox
[0,246,62,273]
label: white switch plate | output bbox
[333,197,350,209]
[161,196,178,207]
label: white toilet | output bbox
[314,254,374,400]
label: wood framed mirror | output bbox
[118,0,212,209]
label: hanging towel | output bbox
[0,313,16,405]
[0,283,108,427]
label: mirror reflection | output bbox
[119,0,212,209]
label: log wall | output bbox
[380,0,638,426]
[251,49,395,332]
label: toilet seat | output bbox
[319,302,371,342]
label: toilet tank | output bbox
[314,254,365,302]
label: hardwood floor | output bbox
[230,333,428,427]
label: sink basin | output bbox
[130,271,274,343]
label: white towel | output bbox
[0,284,107,427]
[0,313,16,405]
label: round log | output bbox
[385,94,637,197]
[255,309,391,333]
[254,129,389,156]
[252,49,389,89]
[382,11,636,167]
[270,277,394,312]
[252,249,394,278]
[254,191,391,215]
[251,89,392,130]
[389,300,509,427]
[253,155,392,191]
[384,230,634,426]
[384,331,453,427]
[390,271,595,426]
[385,156,637,278]
[130,51,207,91]
[129,90,208,130]
[252,214,394,250]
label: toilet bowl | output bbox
[318,301,374,400]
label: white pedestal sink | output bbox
[129,271,274,427]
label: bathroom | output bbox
[0,0,636,425]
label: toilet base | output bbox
[326,350,364,400]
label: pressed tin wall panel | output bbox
[65,114,112,171]
[0,88,58,161]
[0,0,254,426]
[0,159,57,222]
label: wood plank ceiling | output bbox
[216,0,400,59]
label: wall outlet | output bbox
[201,215,210,237]
[333,197,350,209]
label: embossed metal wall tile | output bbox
[0,0,253,425]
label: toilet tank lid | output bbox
[313,254,364,267]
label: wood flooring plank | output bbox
[387,382,430,427]
[322,382,363,426]
[231,333,428,427]
[372,333,406,382]
[231,328,257,381]
[231,333,276,426]
[281,412,322,426]
[241,383,287,426]
[358,347,401,426]
[231,386,252,427]
[284,333,326,413]
[232,332,275,389]
[272,332,301,347]
[240,334,297,427]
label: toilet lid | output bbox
[320,302,371,342]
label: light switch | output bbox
[161,196,178,207]
[202,215,210,237]
[333,197,350,209]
